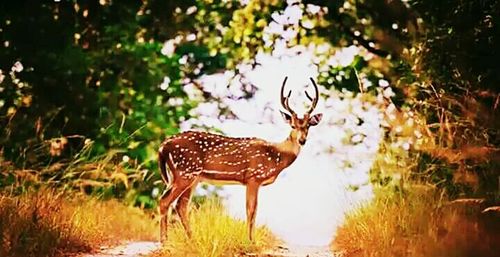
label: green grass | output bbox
[154,199,277,257]
[333,186,499,257]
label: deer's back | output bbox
[159,131,292,182]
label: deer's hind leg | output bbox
[175,183,196,238]
[159,177,196,243]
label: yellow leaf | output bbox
[256,19,267,28]
[128,141,141,149]
[233,35,241,44]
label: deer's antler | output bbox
[280,76,295,115]
[305,77,319,115]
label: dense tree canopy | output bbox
[1,0,498,204]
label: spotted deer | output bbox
[157,77,323,242]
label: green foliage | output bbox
[190,0,283,66]
[0,0,255,206]
[411,0,500,92]
[309,0,499,199]
[0,2,181,163]
[1,0,499,205]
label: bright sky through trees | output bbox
[178,10,385,242]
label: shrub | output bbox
[333,186,499,257]
[0,189,157,257]
[155,199,276,257]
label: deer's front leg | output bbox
[245,181,260,241]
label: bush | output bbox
[155,199,276,257]
[333,186,500,257]
[0,189,157,257]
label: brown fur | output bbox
[159,131,298,184]
[157,130,303,242]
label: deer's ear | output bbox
[308,113,323,126]
[281,111,292,123]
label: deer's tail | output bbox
[158,148,170,186]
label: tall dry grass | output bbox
[333,187,499,257]
[154,199,276,257]
[0,189,157,257]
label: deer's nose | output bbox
[299,139,306,145]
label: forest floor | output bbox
[79,241,337,257]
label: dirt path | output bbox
[80,241,160,257]
[80,241,336,257]
[262,245,336,257]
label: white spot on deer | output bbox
[168,153,177,168]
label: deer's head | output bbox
[280,77,323,145]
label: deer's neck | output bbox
[274,130,301,165]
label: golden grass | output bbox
[333,187,499,257]
[0,189,157,257]
[154,199,277,257]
